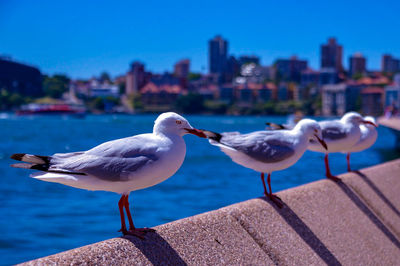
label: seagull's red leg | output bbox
[122,194,155,238]
[124,194,135,230]
[261,173,268,197]
[118,195,127,234]
[325,154,341,181]
[346,153,352,172]
[267,173,283,208]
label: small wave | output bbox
[0,113,10,119]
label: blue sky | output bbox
[1,0,399,79]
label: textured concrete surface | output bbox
[21,210,273,265]
[378,117,400,131]
[21,159,400,265]
[223,179,400,265]
[342,160,400,238]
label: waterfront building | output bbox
[126,61,147,95]
[88,79,119,98]
[361,87,384,116]
[209,35,228,82]
[382,54,400,73]
[319,68,339,86]
[258,84,273,102]
[238,63,275,84]
[140,73,183,107]
[321,80,373,116]
[320,38,343,72]
[384,74,400,108]
[174,59,190,89]
[275,56,308,82]
[196,84,218,100]
[225,56,240,82]
[174,59,190,78]
[236,84,253,104]
[219,85,235,103]
[300,68,320,87]
[322,83,347,116]
[277,82,289,101]
[349,53,367,77]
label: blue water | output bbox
[0,113,398,265]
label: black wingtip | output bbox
[10,153,25,161]
[265,122,286,130]
[199,129,222,142]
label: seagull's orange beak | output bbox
[184,128,207,138]
[362,120,378,128]
[314,134,328,150]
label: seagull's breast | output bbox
[125,135,186,191]
[308,123,361,153]
[345,126,378,153]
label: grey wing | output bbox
[51,151,85,164]
[84,134,159,158]
[50,153,158,182]
[49,134,160,181]
[221,131,295,163]
[320,121,347,140]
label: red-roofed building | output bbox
[140,81,184,107]
[234,82,275,105]
[361,86,384,116]
[357,76,390,86]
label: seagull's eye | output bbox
[176,120,182,125]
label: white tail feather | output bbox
[11,163,34,169]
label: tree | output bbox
[0,89,31,110]
[188,73,202,81]
[175,93,205,113]
[43,74,70,98]
[204,100,228,114]
[100,72,111,82]
[119,83,126,95]
[89,97,105,111]
[352,72,363,80]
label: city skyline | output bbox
[1,0,400,79]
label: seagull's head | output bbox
[363,116,378,128]
[341,112,363,125]
[295,119,328,150]
[341,112,377,127]
[153,112,206,138]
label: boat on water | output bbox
[16,103,86,117]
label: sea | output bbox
[0,113,398,265]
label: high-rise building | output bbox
[275,56,308,82]
[226,56,240,82]
[349,53,367,77]
[320,38,343,72]
[174,59,190,78]
[126,61,146,95]
[382,54,400,73]
[208,35,228,77]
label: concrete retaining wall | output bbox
[21,159,400,265]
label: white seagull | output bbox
[307,112,377,180]
[341,116,378,172]
[10,112,206,238]
[201,119,327,207]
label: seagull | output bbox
[10,112,206,238]
[341,116,378,172]
[201,119,327,207]
[307,112,377,181]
